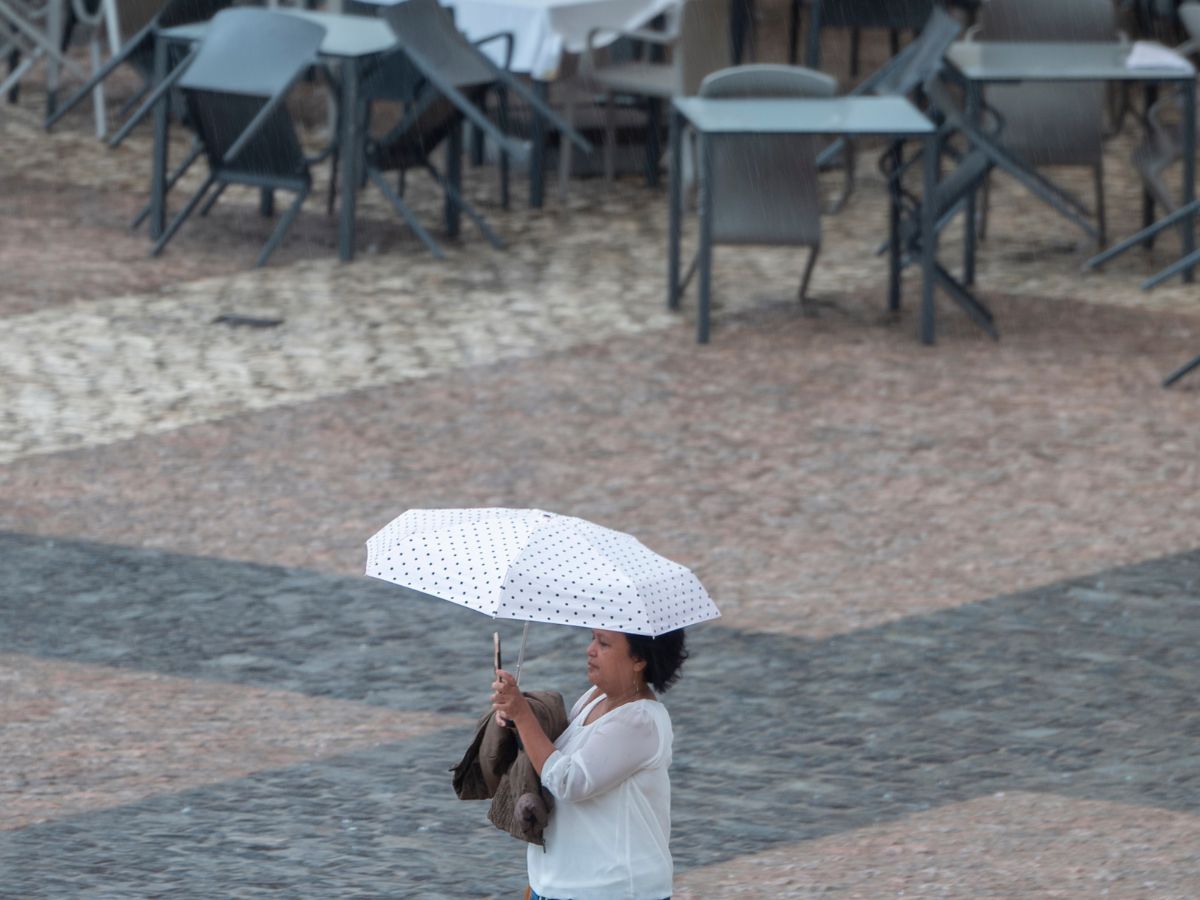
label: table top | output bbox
[673,96,935,136]
[163,10,397,59]
[946,40,1196,83]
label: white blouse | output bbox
[527,688,674,900]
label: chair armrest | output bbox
[473,30,515,69]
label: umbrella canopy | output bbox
[364,507,719,637]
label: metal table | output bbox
[945,40,1197,285]
[669,95,938,344]
[154,11,399,262]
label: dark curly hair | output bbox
[625,628,689,693]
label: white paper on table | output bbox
[1125,40,1194,72]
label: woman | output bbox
[491,627,688,900]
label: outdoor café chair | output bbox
[1130,2,1200,233]
[560,0,730,197]
[675,64,835,310]
[884,74,1104,339]
[44,0,229,136]
[816,4,962,213]
[366,0,590,258]
[0,0,89,104]
[968,0,1118,247]
[149,8,330,267]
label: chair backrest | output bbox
[977,0,1115,40]
[865,5,961,96]
[382,0,495,89]
[1180,1,1200,41]
[698,65,833,246]
[676,0,734,95]
[818,0,937,30]
[157,0,233,30]
[180,9,323,177]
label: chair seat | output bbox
[590,62,678,98]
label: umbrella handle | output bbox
[514,621,530,685]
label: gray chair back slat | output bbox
[180,9,323,176]
[158,0,232,29]
[382,0,495,89]
[699,64,834,246]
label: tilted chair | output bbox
[969,0,1117,246]
[39,0,162,136]
[815,4,962,212]
[0,0,90,103]
[676,64,836,340]
[366,0,590,257]
[885,74,1106,339]
[561,0,730,196]
[149,8,329,267]
[1130,2,1200,229]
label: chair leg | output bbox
[645,98,661,188]
[559,94,575,203]
[1093,160,1106,248]
[151,173,216,258]
[199,182,228,217]
[367,166,446,259]
[255,187,308,268]
[496,85,510,210]
[603,92,616,183]
[131,140,204,230]
[426,162,504,250]
[798,243,820,305]
[934,262,998,339]
[1163,353,1200,388]
[326,147,339,216]
[978,171,990,241]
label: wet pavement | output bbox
[3,4,1200,896]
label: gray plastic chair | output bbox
[367,0,589,257]
[816,5,961,212]
[149,8,328,267]
[561,0,731,196]
[677,64,835,312]
[970,0,1117,246]
[1131,2,1200,221]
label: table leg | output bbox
[963,80,979,287]
[446,119,462,237]
[668,108,682,311]
[1180,78,1195,283]
[149,34,169,240]
[920,131,937,345]
[529,79,548,209]
[338,56,359,262]
[697,132,714,344]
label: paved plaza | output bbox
[2,9,1200,897]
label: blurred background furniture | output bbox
[149,8,328,266]
[558,0,728,199]
[968,0,1118,248]
[668,72,936,343]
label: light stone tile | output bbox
[0,653,471,830]
[674,792,1200,898]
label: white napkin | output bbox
[1125,40,1194,72]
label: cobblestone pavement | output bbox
[3,6,1200,897]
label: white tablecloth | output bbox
[356,0,678,79]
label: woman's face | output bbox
[586,629,644,694]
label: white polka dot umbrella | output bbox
[365,508,720,677]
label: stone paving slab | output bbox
[3,291,1198,640]
[1,531,1197,895]
[673,793,1200,898]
